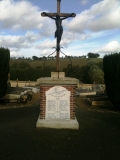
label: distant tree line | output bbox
[63,60,104,83]
[87,52,100,58]
[10,53,100,60]
[10,60,104,84]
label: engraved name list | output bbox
[45,86,70,120]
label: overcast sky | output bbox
[0,0,120,58]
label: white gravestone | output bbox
[45,86,70,120]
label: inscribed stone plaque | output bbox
[45,86,70,120]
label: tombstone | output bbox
[16,78,19,87]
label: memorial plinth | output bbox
[36,75,79,129]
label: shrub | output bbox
[103,53,120,110]
[0,47,10,98]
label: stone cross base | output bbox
[36,116,79,129]
[36,76,79,129]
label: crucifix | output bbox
[41,0,76,72]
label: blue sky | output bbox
[0,0,120,58]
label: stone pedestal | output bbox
[36,75,79,129]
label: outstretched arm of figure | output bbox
[61,13,75,20]
[42,12,56,20]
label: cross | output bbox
[41,0,76,72]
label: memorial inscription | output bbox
[45,86,70,120]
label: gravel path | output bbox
[0,104,120,160]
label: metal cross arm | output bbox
[41,12,76,17]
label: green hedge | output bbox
[103,53,120,110]
[0,47,10,98]
[10,66,56,81]
[10,61,104,84]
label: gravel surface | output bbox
[0,103,120,160]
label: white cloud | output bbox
[36,39,56,49]
[0,0,50,31]
[0,31,41,49]
[35,29,91,51]
[40,49,55,56]
[80,0,89,5]
[67,0,120,33]
[94,41,120,53]
[0,0,119,58]
[10,50,20,57]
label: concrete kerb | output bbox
[75,100,120,114]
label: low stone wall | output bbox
[10,81,37,87]
[10,80,105,91]
[77,83,105,92]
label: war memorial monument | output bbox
[36,0,79,129]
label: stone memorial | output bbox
[36,0,79,129]
[36,76,79,129]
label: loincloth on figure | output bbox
[55,26,63,39]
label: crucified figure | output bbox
[43,12,75,50]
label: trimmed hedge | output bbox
[0,47,10,98]
[103,53,120,110]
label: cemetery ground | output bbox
[0,96,120,160]
[0,92,40,109]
